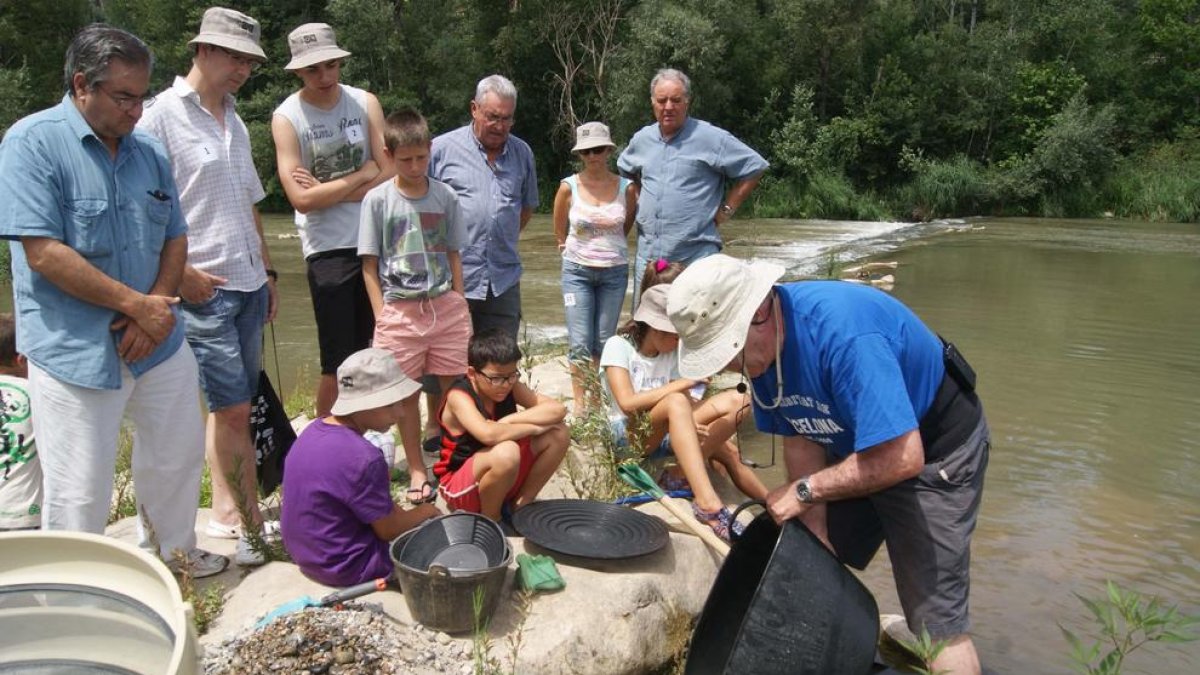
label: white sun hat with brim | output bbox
[188,7,267,61]
[329,348,420,416]
[633,285,676,333]
[667,254,785,379]
[571,121,617,153]
[284,23,352,71]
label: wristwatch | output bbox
[794,476,814,503]
[720,203,736,219]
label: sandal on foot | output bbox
[691,502,745,543]
[406,480,436,505]
[657,469,691,493]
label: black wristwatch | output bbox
[265,268,278,281]
[795,476,814,503]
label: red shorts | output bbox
[437,438,534,513]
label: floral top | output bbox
[561,174,631,268]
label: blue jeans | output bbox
[180,285,268,410]
[561,259,628,362]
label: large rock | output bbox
[108,504,726,675]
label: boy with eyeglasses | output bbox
[432,329,568,522]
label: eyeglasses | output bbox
[214,45,262,72]
[477,370,520,386]
[578,146,608,156]
[750,292,775,326]
[482,112,515,126]
[97,85,155,111]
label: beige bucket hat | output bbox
[329,348,420,416]
[571,121,616,152]
[285,23,352,71]
[188,7,266,61]
[667,254,785,379]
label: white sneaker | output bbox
[206,519,280,540]
[235,536,267,567]
[169,548,229,579]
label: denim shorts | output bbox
[562,259,628,363]
[180,284,268,411]
[608,415,672,459]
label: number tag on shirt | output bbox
[197,144,218,165]
[345,124,364,145]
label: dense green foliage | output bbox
[1,0,1197,221]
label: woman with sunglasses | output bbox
[553,122,637,418]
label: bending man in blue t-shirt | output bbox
[668,254,989,675]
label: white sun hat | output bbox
[667,254,784,379]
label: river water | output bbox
[256,213,1199,672]
[6,213,1196,671]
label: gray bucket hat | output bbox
[329,348,420,416]
[285,23,352,71]
[188,7,266,61]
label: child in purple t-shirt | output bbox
[281,349,440,587]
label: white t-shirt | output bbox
[0,373,39,528]
[599,335,681,422]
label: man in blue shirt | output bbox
[0,25,225,577]
[668,254,990,675]
[618,69,768,299]
[429,74,538,341]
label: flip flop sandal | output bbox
[691,503,746,543]
[406,480,436,505]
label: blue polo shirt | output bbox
[617,117,767,262]
[751,281,945,459]
[0,95,187,390]
[429,125,538,299]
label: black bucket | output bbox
[391,513,512,634]
[685,506,880,675]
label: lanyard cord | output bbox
[743,293,785,410]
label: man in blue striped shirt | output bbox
[429,74,538,341]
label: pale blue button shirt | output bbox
[429,125,538,299]
[618,117,768,263]
[0,95,187,389]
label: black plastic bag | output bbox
[250,370,294,496]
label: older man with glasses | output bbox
[668,254,991,675]
[0,24,226,577]
[139,7,278,567]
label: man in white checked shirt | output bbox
[139,7,278,567]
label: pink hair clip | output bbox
[654,258,669,273]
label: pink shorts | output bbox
[373,291,471,380]
[438,438,534,514]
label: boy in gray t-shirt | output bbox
[358,109,467,505]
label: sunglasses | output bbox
[578,146,609,156]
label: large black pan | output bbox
[685,505,880,674]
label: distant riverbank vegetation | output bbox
[2,0,1197,223]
